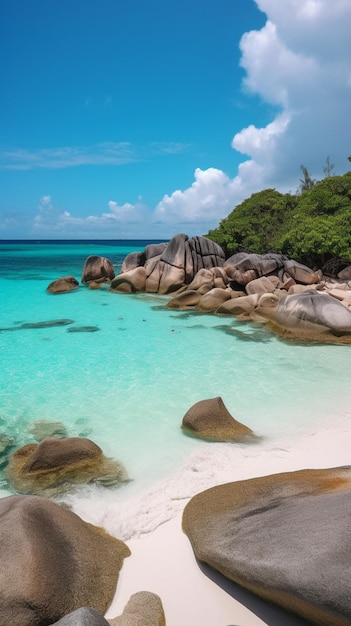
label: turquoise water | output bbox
[1,240,350,536]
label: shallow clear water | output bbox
[1,240,350,536]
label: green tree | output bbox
[205,170,351,268]
[206,189,297,256]
[299,165,315,192]
[323,155,335,178]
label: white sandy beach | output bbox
[104,421,351,625]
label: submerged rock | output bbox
[0,434,15,468]
[0,494,130,626]
[28,419,68,441]
[20,319,74,329]
[6,436,129,495]
[0,434,14,455]
[182,397,256,442]
[67,326,100,332]
[183,466,351,626]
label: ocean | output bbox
[1,240,350,539]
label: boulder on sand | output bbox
[0,494,130,626]
[108,592,166,626]
[181,397,256,442]
[182,466,351,626]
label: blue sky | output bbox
[1,0,351,239]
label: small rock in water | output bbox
[0,434,15,455]
[6,436,129,496]
[20,319,74,328]
[28,420,68,441]
[67,326,100,333]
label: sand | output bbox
[105,421,351,625]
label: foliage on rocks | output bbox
[206,170,351,269]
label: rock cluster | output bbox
[162,249,351,342]
[45,233,351,341]
[183,466,351,626]
[110,233,225,294]
[95,235,351,342]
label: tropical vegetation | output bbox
[206,164,351,270]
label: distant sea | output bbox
[1,239,350,538]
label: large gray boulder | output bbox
[0,495,130,626]
[82,256,115,283]
[110,267,146,293]
[283,259,321,284]
[257,290,351,340]
[224,253,286,285]
[183,466,351,626]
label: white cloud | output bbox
[154,168,243,225]
[0,141,190,170]
[38,195,53,211]
[30,197,153,238]
[153,0,351,230]
[9,0,351,239]
[255,0,351,61]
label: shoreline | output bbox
[103,420,351,624]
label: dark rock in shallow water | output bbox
[0,494,130,626]
[6,436,129,495]
[183,466,351,626]
[67,326,100,333]
[0,434,14,455]
[47,276,79,294]
[0,434,16,468]
[82,255,115,283]
[20,319,74,328]
[27,420,68,441]
[0,319,74,332]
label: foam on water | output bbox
[1,241,350,538]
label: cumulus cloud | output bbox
[21,0,351,238]
[154,167,247,226]
[31,197,152,238]
[152,0,351,230]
